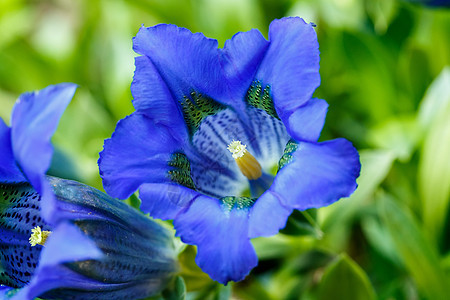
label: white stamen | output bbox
[227,140,247,159]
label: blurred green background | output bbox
[0,0,449,299]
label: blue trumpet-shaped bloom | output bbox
[99,17,361,284]
[0,84,177,299]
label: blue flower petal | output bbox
[46,179,177,298]
[220,29,269,113]
[255,17,320,124]
[49,177,176,254]
[132,55,186,138]
[13,222,102,299]
[39,179,59,224]
[100,111,249,203]
[174,196,257,284]
[48,178,173,242]
[244,107,290,168]
[132,24,227,140]
[39,222,103,267]
[248,190,293,238]
[217,18,323,143]
[139,183,199,220]
[99,113,180,199]
[286,98,328,142]
[0,286,11,297]
[0,119,25,182]
[0,286,17,299]
[19,268,171,300]
[10,83,77,194]
[272,139,360,210]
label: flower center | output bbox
[227,140,262,180]
[29,226,52,247]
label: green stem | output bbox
[300,210,324,239]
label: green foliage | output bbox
[1,0,449,299]
[318,254,376,300]
[280,209,321,237]
[417,68,450,244]
[380,195,450,299]
[162,277,187,300]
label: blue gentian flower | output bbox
[404,0,450,7]
[99,17,361,284]
[0,84,177,299]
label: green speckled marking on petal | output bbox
[4,287,19,298]
[167,152,196,190]
[277,139,299,172]
[220,196,257,211]
[245,80,279,119]
[179,91,227,137]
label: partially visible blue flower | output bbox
[0,84,177,299]
[0,84,77,222]
[404,0,450,7]
[99,17,361,284]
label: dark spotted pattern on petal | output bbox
[67,219,176,283]
[49,178,178,284]
[0,182,46,288]
[246,107,289,169]
[189,108,250,198]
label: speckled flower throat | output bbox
[0,182,46,288]
[166,80,292,204]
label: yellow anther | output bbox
[227,140,262,180]
[29,226,52,247]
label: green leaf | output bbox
[177,246,213,291]
[124,193,142,211]
[318,253,376,300]
[162,276,186,300]
[380,195,450,299]
[320,149,395,251]
[340,31,397,123]
[417,67,450,131]
[361,216,400,265]
[367,115,420,161]
[252,234,314,260]
[417,68,450,242]
[290,250,334,274]
[233,279,274,300]
[442,252,450,272]
[365,0,398,34]
[213,284,231,300]
[323,149,396,228]
[317,0,365,29]
[280,209,322,237]
[0,3,33,49]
